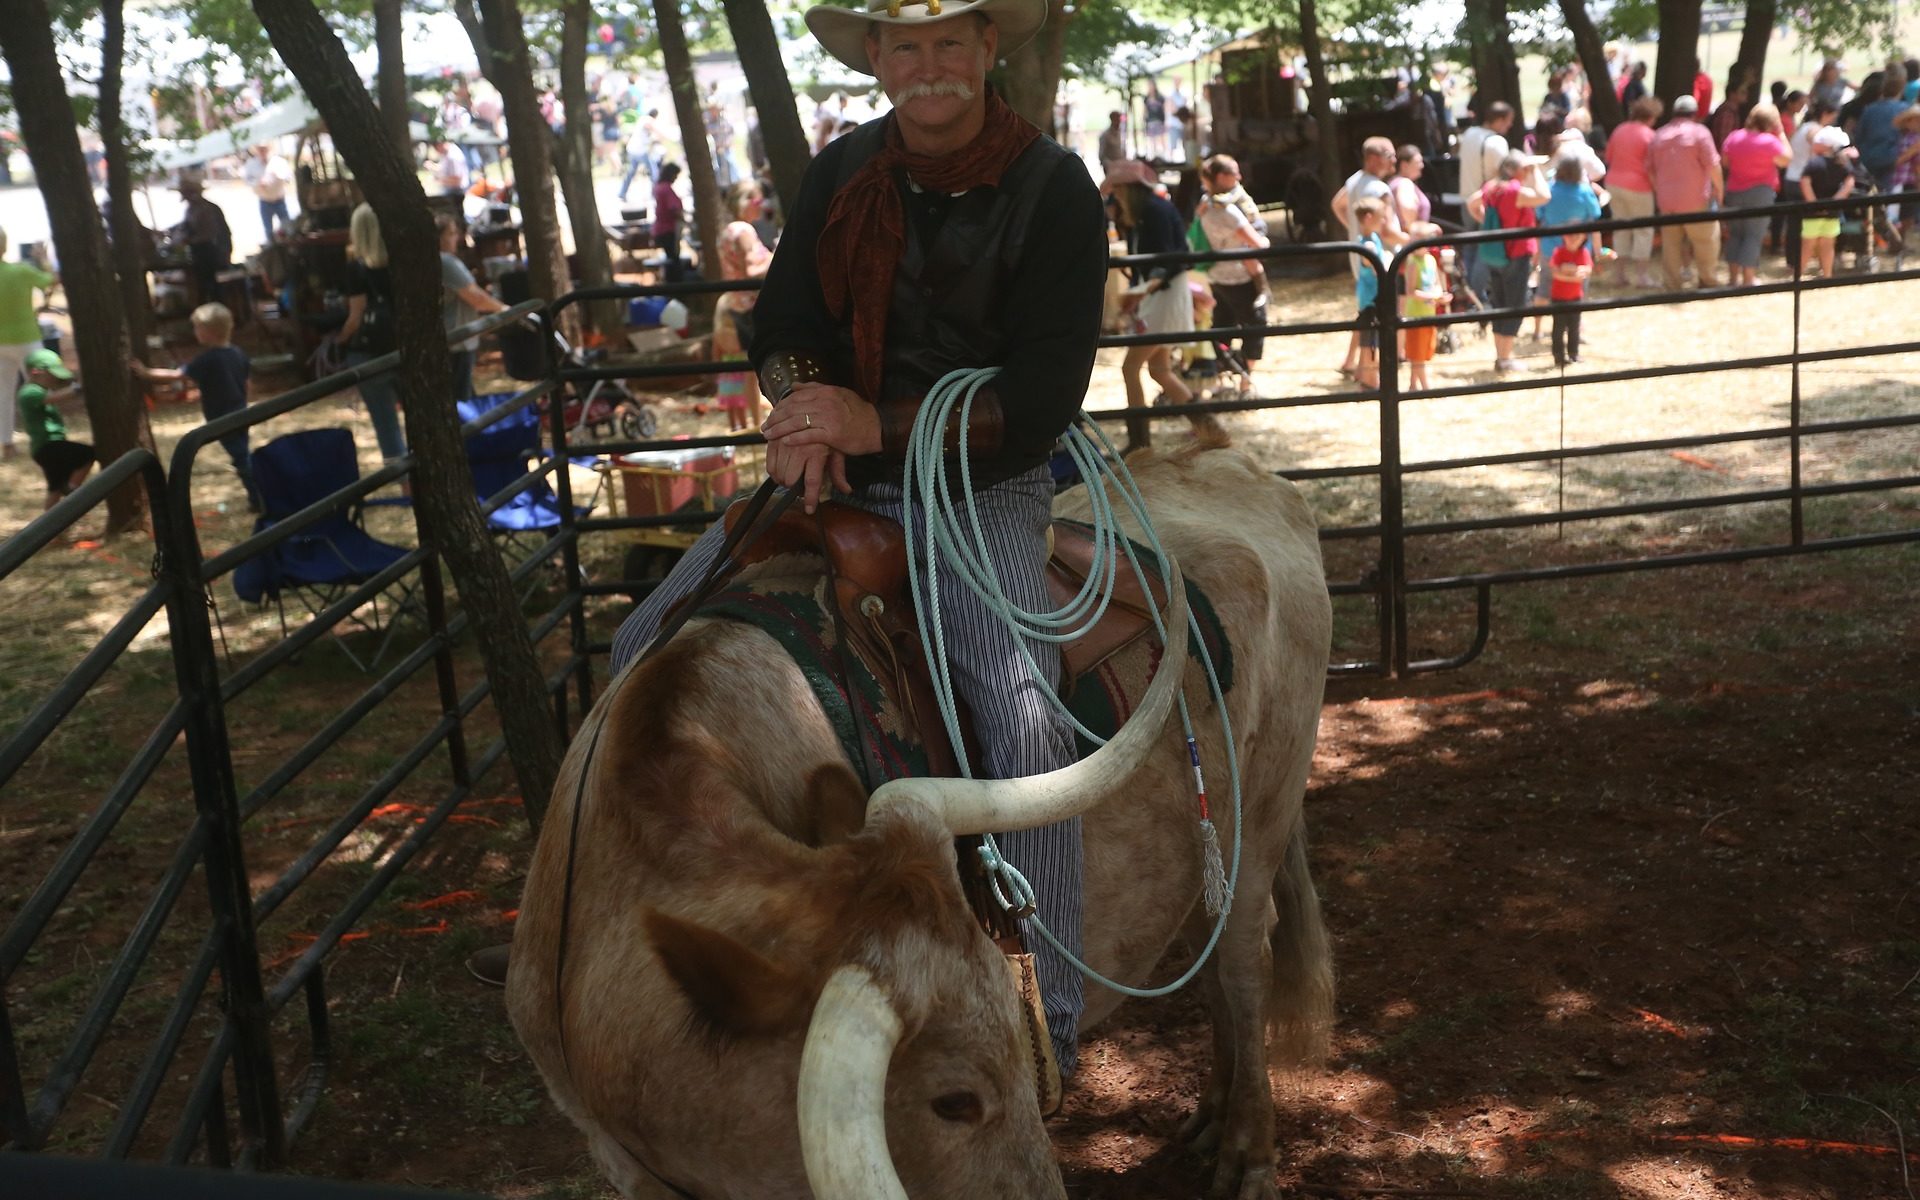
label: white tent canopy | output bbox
[145,96,323,172]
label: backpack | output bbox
[1478,187,1509,267]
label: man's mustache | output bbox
[894,80,976,104]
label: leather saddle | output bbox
[721,497,1169,780]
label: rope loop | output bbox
[903,367,1243,999]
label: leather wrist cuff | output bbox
[758,351,830,404]
[877,390,1006,459]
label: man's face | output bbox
[1365,146,1393,177]
[867,16,997,132]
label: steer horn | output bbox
[798,964,909,1200]
[868,558,1191,837]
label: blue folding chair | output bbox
[460,396,593,586]
[232,428,417,671]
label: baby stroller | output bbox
[1433,244,1484,356]
[1179,278,1257,401]
[499,312,659,443]
[1834,160,1904,272]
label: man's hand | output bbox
[765,438,850,514]
[760,383,882,457]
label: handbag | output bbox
[1478,190,1509,267]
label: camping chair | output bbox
[231,427,418,672]
[459,396,594,591]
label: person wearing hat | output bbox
[604,0,1108,1078]
[16,349,95,511]
[1799,125,1857,279]
[171,175,233,307]
[1646,93,1724,289]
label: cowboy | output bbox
[172,175,233,306]
[605,0,1108,1076]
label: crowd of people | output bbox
[1302,50,1920,380]
[9,34,1920,491]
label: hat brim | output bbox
[31,360,73,381]
[805,0,1045,78]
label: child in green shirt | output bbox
[18,348,95,510]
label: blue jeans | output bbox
[619,153,652,201]
[259,197,291,242]
[217,430,258,509]
[1462,243,1491,308]
[449,349,475,402]
[345,350,406,461]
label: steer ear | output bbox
[643,909,815,1040]
[802,762,871,846]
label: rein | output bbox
[550,480,792,1200]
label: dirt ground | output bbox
[3,268,1916,1198]
[241,537,1919,1200]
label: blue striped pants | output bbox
[609,465,1084,1071]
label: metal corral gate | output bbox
[0,304,588,1169]
[552,187,1920,678]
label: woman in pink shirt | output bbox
[1604,97,1662,285]
[1720,104,1792,286]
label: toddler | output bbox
[132,302,259,510]
[1351,198,1388,389]
[1548,230,1593,366]
[1402,223,1451,391]
[17,349,96,510]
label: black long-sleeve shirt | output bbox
[750,131,1109,486]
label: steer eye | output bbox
[930,1090,984,1124]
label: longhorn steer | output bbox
[506,443,1334,1199]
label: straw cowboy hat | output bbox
[805,0,1046,77]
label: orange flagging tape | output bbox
[1661,1133,1920,1160]
[1476,1128,1920,1164]
[403,890,482,911]
[264,920,454,970]
[1633,1008,1691,1037]
[1670,450,1725,472]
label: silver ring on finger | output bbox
[805,412,813,428]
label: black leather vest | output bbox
[829,120,1071,405]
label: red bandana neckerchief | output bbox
[816,91,1041,404]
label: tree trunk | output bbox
[0,0,151,535]
[1559,0,1625,131]
[998,0,1075,135]
[474,0,573,323]
[654,0,725,282]
[1465,0,1526,127]
[557,0,621,337]
[1297,0,1342,228]
[99,0,153,370]
[374,0,411,159]
[1733,0,1776,102]
[251,0,564,830]
[721,0,811,216]
[1655,0,1705,116]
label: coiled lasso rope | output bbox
[898,366,1242,998]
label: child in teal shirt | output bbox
[1351,197,1388,389]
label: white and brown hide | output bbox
[506,441,1334,1200]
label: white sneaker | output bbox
[1494,357,1520,373]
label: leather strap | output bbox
[757,349,831,404]
[876,388,1006,459]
